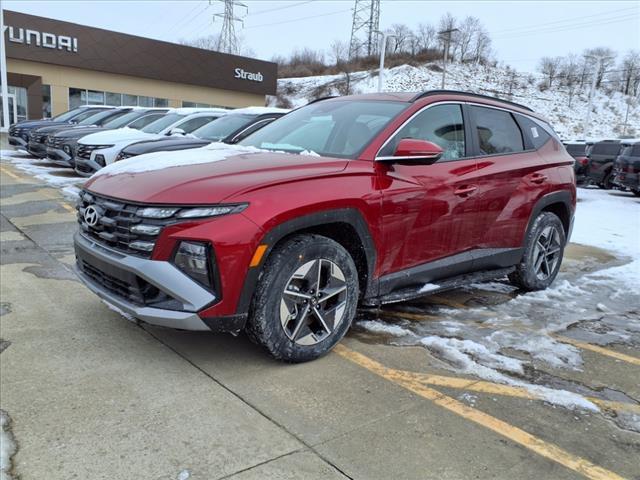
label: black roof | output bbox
[410,90,534,112]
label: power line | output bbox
[494,13,638,39]
[247,0,315,16]
[245,7,352,29]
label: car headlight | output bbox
[138,207,179,219]
[175,205,246,218]
[172,241,213,289]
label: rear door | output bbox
[377,103,481,275]
[469,106,555,261]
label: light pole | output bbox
[583,54,613,138]
[438,27,458,90]
[1,6,10,132]
[374,30,396,93]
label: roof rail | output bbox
[410,90,534,112]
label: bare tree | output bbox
[438,12,457,55]
[416,23,436,51]
[390,23,412,53]
[456,16,480,62]
[472,27,491,64]
[329,39,349,67]
[620,50,640,95]
[585,47,616,87]
[538,56,563,88]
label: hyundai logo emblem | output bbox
[84,205,100,227]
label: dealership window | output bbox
[69,88,168,108]
[42,84,52,118]
[182,101,230,109]
[6,86,28,122]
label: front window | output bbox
[141,113,185,134]
[53,107,87,122]
[239,100,406,158]
[193,114,255,141]
[128,113,166,129]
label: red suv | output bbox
[74,91,576,362]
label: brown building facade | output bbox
[2,10,277,121]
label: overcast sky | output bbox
[4,0,639,72]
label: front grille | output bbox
[29,131,47,143]
[46,136,64,149]
[9,126,19,136]
[76,191,174,258]
[76,144,102,160]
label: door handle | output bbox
[454,185,478,197]
[531,173,548,184]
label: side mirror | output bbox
[377,138,444,164]
[168,128,185,136]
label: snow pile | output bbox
[91,143,265,177]
[1,150,84,195]
[278,62,639,139]
[0,410,16,480]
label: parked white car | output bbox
[74,108,228,176]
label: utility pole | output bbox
[348,0,381,60]
[1,6,10,132]
[583,53,613,138]
[438,27,458,90]
[213,0,247,55]
[374,31,396,93]
[621,97,636,136]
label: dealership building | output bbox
[2,10,277,123]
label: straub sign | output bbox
[234,68,263,83]
[3,26,78,52]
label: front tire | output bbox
[246,234,359,362]
[509,212,566,291]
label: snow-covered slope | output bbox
[277,62,639,140]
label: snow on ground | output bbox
[0,410,16,480]
[278,62,639,139]
[357,188,640,426]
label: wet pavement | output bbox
[1,153,639,480]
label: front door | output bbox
[376,103,481,279]
[0,93,18,128]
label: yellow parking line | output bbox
[403,371,640,414]
[554,336,640,367]
[335,344,628,480]
[0,165,23,181]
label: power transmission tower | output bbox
[348,0,380,60]
[213,0,247,54]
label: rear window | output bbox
[591,142,622,156]
[565,144,586,156]
[516,115,551,149]
[632,144,640,157]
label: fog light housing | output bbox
[95,154,106,167]
[63,145,71,154]
[173,241,213,289]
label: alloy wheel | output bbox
[280,259,348,346]
[533,225,562,281]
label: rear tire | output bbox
[246,234,359,362]
[633,190,640,197]
[600,170,613,189]
[509,212,566,291]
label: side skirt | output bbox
[365,266,515,306]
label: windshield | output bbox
[193,114,254,141]
[52,108,87,122]
[141,113,185,134]
[68,109,104,124]
[239,100,406,158]
[103,111,143,128]
[77,109,116,126]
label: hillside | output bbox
[275,62,639,140]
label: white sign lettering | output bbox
[3,26,78,52]
[234,68,263,83]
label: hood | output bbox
[124,137,209,156]
[14,120,69,131]
[85,143,348,204]
[79,128,159,145]
[35,124,83,135]
[54,126,108,140]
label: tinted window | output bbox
[71,109,105,123]
[517,115,551,149]
[127,113,166,129]
[472,106,524,155]
[239,100,406,158]
[142,113,185,133]
[380,104,465,160]
[232,118,276,143]
[591,142,622,156]
[631,144,640,157]
[52,108,86,122]
[175,115,220,133]
[195,115,256,141]
[565,144,586,156]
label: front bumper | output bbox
[8,136,28,151]
[74,157,101,177]
[613,171,639,191]
[46,147,74,167]
[74,231,217,331]
[27,141,47,158]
